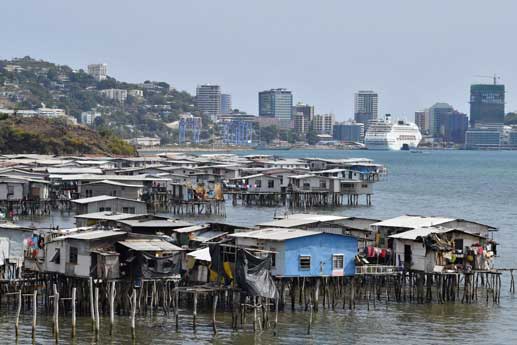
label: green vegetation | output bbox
[0,56,205,143]
[0,116,136,155]
[504,112,517,125]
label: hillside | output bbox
[0,115,136,155]
[0,56,208,144]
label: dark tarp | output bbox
[235,249,278,299]
[209,244,230,282]
[132,252,182,278]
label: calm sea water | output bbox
[2,149,517,344]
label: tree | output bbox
[505,112,517,125]
[307,126,319,145]
[259,125,279,144]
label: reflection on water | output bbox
[5,150,517,344]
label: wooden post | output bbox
[53,284,59,340]
[32,290,37,338]
[71,287,76,338]
[274,297,279,336]
[94,287,100,333]
[307,297,313,335]
[131,288,137,339]
[15,290,21,337]
[193,291,198,331]
[89,278,95,328]
[109,281,116,335]
[212,293,218,334]
[174,289,179,332]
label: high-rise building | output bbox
[221,94,232,115]
[196,84,221,121]
[444,111,468,143]
[312,113,335,135]
[414,111,429,134]
[354,91,378,126]
[293,103,314,135]
[470,83,505,127]
[333,121,364,142]
[87,64,107,81]
[259,88,293,128]
[428,103,454,137]
[81,111,101,126]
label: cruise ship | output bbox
[364,115,422,150]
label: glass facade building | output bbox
[469,84,505,127]
[259,89,293,128]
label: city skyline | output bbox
[2,0,517,121]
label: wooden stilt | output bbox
[71,287,76,338]
[212,293,218,334]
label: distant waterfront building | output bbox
[509,128,517,147]
[87,63,107,81]
[220,94,232,115]
[37,106,66,118]
[100,89,127,102]
[312,113,335,135]
[259,88,293,129]
[428,103,454,137]
[444,111,469,143]
[465,126,501,149]
[128,89,144,98]
[470,83,505,127]
[333,121,364,142]
[414,110,429,134]
[127,137,161,147]
[81,111,101,126]
[354,91,378,127]
[196,84,221,121]
[293,103,314,135]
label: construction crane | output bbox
[474,74,501,85]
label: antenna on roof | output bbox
[474,74,501,85]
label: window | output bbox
[85,190,93,197]
[51,248,61,264]
[362,184,368,188]
[69,247,78,264]
[268,180,275,188]
[319,179,327,189]
[332,254,344,270]
[455,239,464,251]
[299,255,311,270]
[7,185,14,196]
[99,207,112,212]
[111,190,117,196]
[255,180,262,188]
[270,247,276,267]
[123,207,136,214]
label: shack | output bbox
[44,230,127,278]
[0,223,33,279]
[81,180,144,200]
[117,238,185,282]
[389,227,492,272]
[230,228,357,277]
[72,195,147,215]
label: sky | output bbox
[2,0,517,121]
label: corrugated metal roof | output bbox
[230,228,321,241]
[118,219,192,228]
[174,224,211,233]
[372,215,454,229]
[388,227,440,240]
[74,212,143,221]
[83,180,143,188]
[258,214,347,228]
[47,167,103,174]
[54,230,126,241]
[118,239,183,251]
[71,195,145,204]
[191,230,228,242]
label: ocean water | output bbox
[2,149,517,344]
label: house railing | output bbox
[356,265,400,275]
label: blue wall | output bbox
[283,233,357,277]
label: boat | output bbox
[364,115,422,150]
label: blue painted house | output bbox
[230,228,357,277]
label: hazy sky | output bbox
[3,0,516,121]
